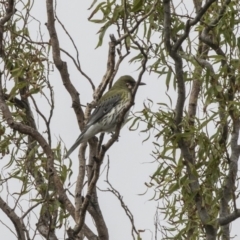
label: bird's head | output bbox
[113,75,146,91]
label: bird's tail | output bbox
[64,134,84,158]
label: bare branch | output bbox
[102,158,139,240]
[188,44,209,120]
[197,1,239,238]
[0,196,26,240]
[93,35,117,102]
[163,0,185,130]
[87,188,109,240]
[220,118,240,236]
[199,0,232,69]
[115,0,158,44]
[194,57,215,74]
[163,1,217,238]
[192,0,202,12]
[173,0,217,52]
[55,12,94,90]
[163,0,172,53]
[37,213,58,240]
[30,95,52,145]
[0,76,75,221]
[75,143,87,223]
[219,209,240,226]
[72,157,102,235]
[0,0,15,57]
[69,28,149,236]
[21,201,44,220]
[46,0,85,130]
[0,219,17,238]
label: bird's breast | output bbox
[99,99,130,132]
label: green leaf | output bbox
[166,68,172,90]
[96,22,111,48]
[132,0,143,12]
[88,0,98,10]
[88,2,106,21]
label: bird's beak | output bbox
[138,82,146,86]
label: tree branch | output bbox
[114,0,159,44]
[0,0,15,57]
[0,196,26,240]
[101,158,139,240]
[198,1,238,238]
[163,1,217,239]
[69,30,149,237]
[172,0,217,52]
[163,0,185,131]
[55,12,94,90]
[218,209,240,226]
[46,0,85,130]
[0,76,74,220]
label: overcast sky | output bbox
[1,1,240,239]
[47,2,163,239]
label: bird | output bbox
[65,75,146,158]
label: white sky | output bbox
[0,1,240,239]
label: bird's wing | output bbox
[86,94,121,127]
[65,94,122,158]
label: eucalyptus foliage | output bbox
[90,0,240,239]
[1,0,240,240]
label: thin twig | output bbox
[102,157,139,240]
[55,13,94,90]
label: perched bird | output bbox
[65,75,146,158]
